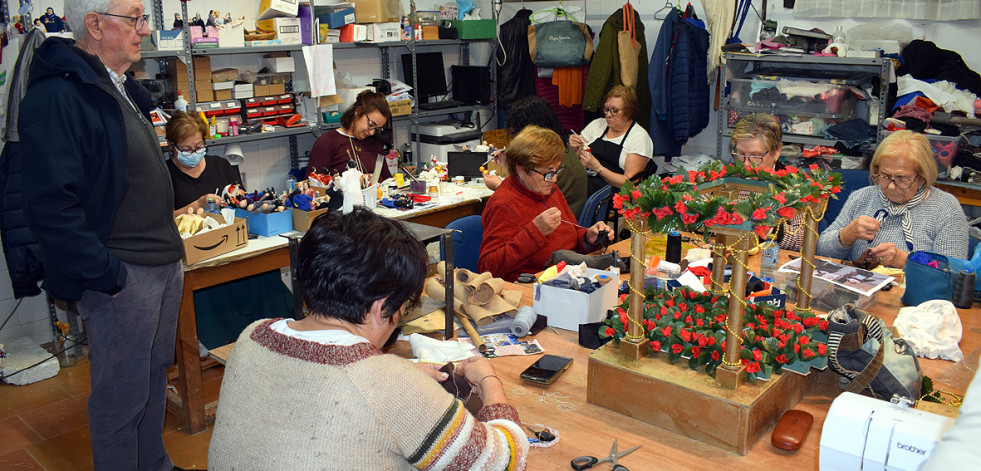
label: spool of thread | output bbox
[953,270,975,309]
[510,306,537,337]
[666,230,682,263]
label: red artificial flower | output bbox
[698,336,710,347]
[631,189,642,200]
[778,207,795,219]
[619,294,628,302]
[684,315,693,324]
[746,322,756,331]
[773,192,788,205]
[707,336,717,346]
[668,175,684,185]
[799,336,811,345]
[691,346,702,358]
[617,307,626,317]
[754,225,771,239]
[659,306,668,317]
[785,311,799,321]
[730,213,744,225]
[714,313,727,324]
[752,207,769,221]
[622,207,641,220]
[720,340,726,351]
[752,349,762,362]
[830,185,841,194]
[680,329,692,342]
[709,170,719,180]
[719,166,728,177]
[803,316,819,327]
[612,193,626,210]
[666,299,675,307]
[650,340,662,352]
[818,343,827,355]
[679,303,688,312]
[683,194,693,202]
[711,350,721,361]
[695,318,704,327]
[689,290,699,300]
[778,340,786,349]
[746,362,761,373]
[775,354,788,364]
[671,344,684,354]
[661,326,672,337]
[604,327,616,336]
[772,328,781,337]
[819,320,829,331]
[711,296,719,303]
[792,323,804,334]
[802,348,816,360]
[688,170,698,182]
[774,309,784,318]
[673,311,682,320]
[785,166,799,174]
[682,213,698,225]
[652,207,674,221]
[793,343,800,353]
[809,164,819,171]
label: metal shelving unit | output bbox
[717,53,889,163]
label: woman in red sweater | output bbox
[478,126,613,281]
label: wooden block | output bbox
[618,338,649,360]
[587,342,820,455]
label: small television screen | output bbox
[401,52,449,101]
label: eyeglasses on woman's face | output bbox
[528,165,566,182]
[872,172,918,190]
[602,107,621,117]
[731,152,766,165]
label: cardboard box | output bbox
[354,0,401,23]
[367,22,401,42]
[195,89,214,103]
[212,80,235,90]
[268,83,286,95]
[317,7,355,29]
[298,2,316,45]
[272,17,303,45]
[218,23,245,48]
[235,208,293,237]
[292,207,329,232]
[388,99,411,116]
[339,23,367,42]
[254,84,272,96]
[215,89,232,101]
[258,0,300,20]
[193,56,212,71]
[533,267,620,331]
[151,30,183,50]
[181,214,249,265]
[448,19,496,39]
[261,54,295,73]
[421,25,439,40]
[211,68,239,83]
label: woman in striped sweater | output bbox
[209,208,528,470]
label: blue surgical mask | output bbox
[175,147,206,167]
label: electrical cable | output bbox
[0,336,87,381]
[0,298,23,333]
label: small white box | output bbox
[212,80,235,90]
[272,17,302,45]
[261,56,296,73]
[258,0,300,20]
[533,267,620,332]
[233,84,254,94]
[217,23,245,48]
[151,30,183,51]
[367,22,401,42]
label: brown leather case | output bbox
[771,409,814,451]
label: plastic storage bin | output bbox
[883,131,960,170]
[727,78,860,116]
[253,73,290,85]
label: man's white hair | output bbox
[65,0,117,43]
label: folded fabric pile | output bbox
[423,262,522,326]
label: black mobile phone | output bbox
[520,355,573,385]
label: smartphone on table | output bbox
[520,354,573,385]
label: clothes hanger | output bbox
[653,1,674,20]
[530,0,575,23]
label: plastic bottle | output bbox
[832,26,846,45]
[204,196,220,214]
[174,92,188,113]
[760,240,780,283]
[287,174,297,192]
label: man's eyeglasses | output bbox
[366,115,385,132]
[872,172,918,190]
[100,12,150,32]
[602,107,621,116]
[529,165,566,181]
[730,152,766,165]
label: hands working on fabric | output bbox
[838,216,907,267]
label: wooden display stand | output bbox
[587,180,823,454]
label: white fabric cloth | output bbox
[580,118,654,169]
[793,0,980,21]
[407,332,476,364]
[897,74,979,117]
[701,0,737,74]
[894,299,964,362]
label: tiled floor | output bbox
[0,357,219,470]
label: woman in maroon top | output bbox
[479,126,613,281]
[307,91,392,179]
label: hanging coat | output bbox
[496,9,537,108]
[583,7,649,129]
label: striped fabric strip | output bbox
[409,400,467,468]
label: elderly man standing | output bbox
[18,1,185,470]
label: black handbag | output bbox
[438,21,458,40]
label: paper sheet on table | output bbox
[458,334,544,358]
[301,45,336,97]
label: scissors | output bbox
[570,439,640,470]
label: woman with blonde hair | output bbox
[479,126,613,281]
[817,130,968,267]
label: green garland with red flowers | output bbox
[614,161,842,240]
[600,288,829,381]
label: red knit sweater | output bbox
[478,176,588,281]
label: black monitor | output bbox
[401,52,449,102]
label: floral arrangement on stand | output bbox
[601,289,830,381]
[613,161,842,240]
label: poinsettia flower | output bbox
[791,323,804,334]
[746,362,761,373]
[818,343,827,355]
[660,325,672,337]
[793,343,800,353]
[632,189,642,200]
[778,207,795,219]
[819,320,829,331]
[754,225,771,239]
[775,354,788,364]
[652,207,674,221]
[671,344,684,354]
[730,213,744,225]
[691,346,702,357]
[809,164,819,171]
[802,348,816,360]
[711,350,721,361]
[613,193,626,210]
[752,207,769,220]
[679,329,692,342]
[682,213,698,225]
[695,318,704,327]
[798,336,811,345]
[650,340,662,352]
[604,327,616,336]
[773,192,788,204]
[752,349,762,362]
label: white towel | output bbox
[894,300,964,362]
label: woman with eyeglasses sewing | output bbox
[817,130,968,267]
[307,90,392,180]
[479,126,614,281]
[731,113,806,252]
[165,111,243,216]
[570,86,656,198]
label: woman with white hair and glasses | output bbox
[817,130,969,267]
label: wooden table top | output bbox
[421,238,980,470]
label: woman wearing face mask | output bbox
[817,130,969,267]
[307,90,392,179]
[165,112,243,216]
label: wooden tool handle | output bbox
[454,311,487,353]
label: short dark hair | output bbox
[505,96,566,140]
[297,208,427,324]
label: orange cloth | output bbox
[552,66,583,107]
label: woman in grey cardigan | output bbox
[817,130,968,267]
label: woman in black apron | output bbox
[571,86,656,197]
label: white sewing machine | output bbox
[820,392,955,471]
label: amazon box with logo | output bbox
[181,213,249,265]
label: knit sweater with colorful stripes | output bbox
[208,319,528,470]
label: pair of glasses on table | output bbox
[571,439,640,470]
